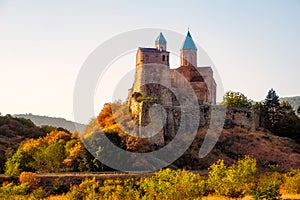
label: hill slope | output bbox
[15,114,85,133]
[0,115,50,172]
[175,127,300,172]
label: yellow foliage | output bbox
[69,142,84,158]
[21,138,44,155]
[43,130,71,144]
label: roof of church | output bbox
[155,32,167,43]
[139,47,161,52]
[182,31,197,50]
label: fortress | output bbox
[128,31,260,145]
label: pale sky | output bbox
[0,0,300,124]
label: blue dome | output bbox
[155,32,166,43]
[182,31,197,50]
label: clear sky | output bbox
[0,0,299,124]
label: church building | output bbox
[130,31,216,105]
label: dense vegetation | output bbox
[4,130,104,177]
[222,89,300,143]
[0,114,54,173]
[0,157,299,199]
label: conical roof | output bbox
[182,31,197,50]
[155,32,166,43]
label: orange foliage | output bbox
[43,130,71,144]
[19,172,40,187]
[97,103,116,129]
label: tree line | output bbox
[222,89,300,143]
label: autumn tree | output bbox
[221,91,252,109]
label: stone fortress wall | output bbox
[130,100,262,145]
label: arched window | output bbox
[184,56,187,66]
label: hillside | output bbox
[0,115,49,173]
[15,114,85,133]
[175,127,300,172]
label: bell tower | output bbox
[155,32,167,51]
[180,31,197,67]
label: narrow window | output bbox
[162,55,165,61]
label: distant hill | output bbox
[14,114,85,133]
[280,96,300,117]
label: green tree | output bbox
[263,89,280,133]
[264,88,280,111]
[252,102,264,110]
[276,106,300,143]
[4,148,34,177]
[221,91,252,109]
[207,156,257,198]
[32,142,67,172]
[140,168,205,199]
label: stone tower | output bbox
[132,32,171,104]
[180,31,197,67]
[155,32,167,51]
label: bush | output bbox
[254,182,281,200]
[66,185,84,200]
[139,168,205,200]
[51,180,69,194]
[28,187,49,200]
[253,172,282,200]
[283,169,300,194]
[207,156,257,198]
[19,172,40,188]
[136,96,160,103]
[0,183,30,198]
[99,178,140,199]
[66,178,100,200]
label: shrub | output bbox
[139,168,205,200]
[207,156,257,198]
[66,178,100,200]
[66,185,84,200]
[0,183,30,198]
[253,172,282,200]
[99,178,140,199]
[19,172,40,188]
[283,169,300,194]
[254,182,281,200]
[28,187,49,200]
[51,180,69,194]
[136,96,160,103]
